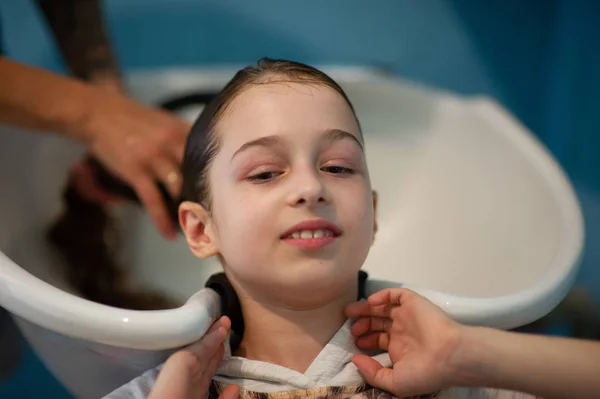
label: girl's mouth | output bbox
[280,219,341,250]
[286,229,335,239]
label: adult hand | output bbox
[345,288,464,397]
[148,316,239,399]
[0,57,190,238]
[80,87,191,239]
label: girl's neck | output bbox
[234,282,357,373]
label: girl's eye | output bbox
[323,166,354,175]
[248,171,281,182]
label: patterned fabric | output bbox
[208,381,439,399]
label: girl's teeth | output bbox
[290,230,332,239]
[300,230,313,239]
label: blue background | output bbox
[1,1,599,397]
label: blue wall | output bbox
[1,0,600,397]
[0,0,568,150]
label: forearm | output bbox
[452,325,600,399]
[0,57,95,141]
[34,0,122,89]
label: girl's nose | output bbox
[287,168,329,207]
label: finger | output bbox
[345,299,371,318]
[355,332,389,351]
[218,315,232,331]
[71,162,123,204]
[352,354,395,394]
[346,300,391,319]
[191,318,231,397]
[219,384,240,399]
[197,343,225,395]
[129,172,177,239]
[150,350,205,399]
[152,322,228,399]
[148,362,186,399]
[150,156,182,199]
[368,288,415,307]
[184,327,227,369]
[206,315,231,335]
[172,140,186,164]
[161,118,190,163]
[185,316,231,355]
[150,344,223,399]
[350,316,371,336]
[351,316,392,336]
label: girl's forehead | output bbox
[215,82,360,148]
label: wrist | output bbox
[63,83,115,146]
[89,74,125,94]
[60,84,99,145]
[72,77,124,145]
[445,325,497,388]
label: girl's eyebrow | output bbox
[230,129,363,161]
[230,135,282,161]
[324,129,364,150]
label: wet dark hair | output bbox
[46,163,179,310]
[181,57,360,207]
[46,95,217,311]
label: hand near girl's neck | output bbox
[233,281,358,373]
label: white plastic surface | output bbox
[0,66,584,398]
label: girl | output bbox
[106,59,535,399]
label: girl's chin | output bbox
[269,267,358,291]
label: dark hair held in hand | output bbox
[46,92,218,310]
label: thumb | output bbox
[219,384,240,399]
[352,354,395,393]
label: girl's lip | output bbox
[280,219,342,239]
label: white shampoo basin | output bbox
[0,66,584,398]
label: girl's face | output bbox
[180,82,377,306]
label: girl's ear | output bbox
[372,190,379,241]
[179,201,219,258]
